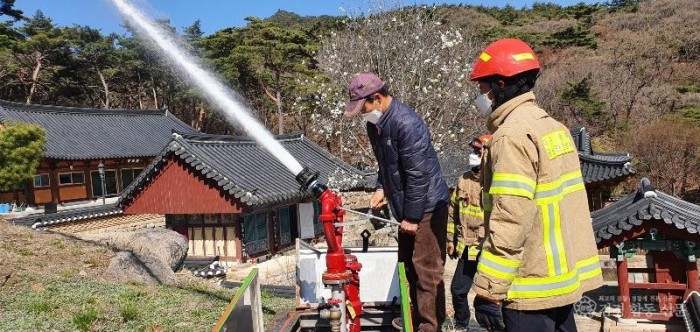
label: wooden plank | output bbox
[193,228,203,256]
[205,227,215,256]
[58,185,88,201]
[628,283,687,290]
[226,227,236,258]
[212,268,263,332]
[124,158,243,214]
[187,228,194,256]
[628,312,675,321]
[215,227,225,258]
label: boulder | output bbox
[81,228,188,271]
[105,251,177,285]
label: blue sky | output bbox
[10,0,600,35]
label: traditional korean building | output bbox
[571,127,636,210]
[117,132,369,265]
[0,100,198,207]
[592,178,700,321]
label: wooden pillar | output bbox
[688,261,699,292]
[23,179,35,206]
[268,209,276,256]
[236,216,244,263]
[617,258,633,318]
[116,159,123,192]
[49,162,60,204]
[84,161,93,200]
[653,251,681,318]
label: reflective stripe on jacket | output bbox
[447,171,484,260]
[473,92,603,310]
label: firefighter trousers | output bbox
[450,254,478,328]
[502,304,577,332]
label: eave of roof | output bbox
[571,127,636,184]
[7,204,123,229]
[592,178,700,244]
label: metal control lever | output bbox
[338,207,401,226]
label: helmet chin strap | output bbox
[489,73,537,107]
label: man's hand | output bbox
[369,189,387,209]
[447,242,455,258]
[399,220,419,235]
[474,296,505,331]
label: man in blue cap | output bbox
[345,72,450,332]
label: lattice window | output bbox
[243,211,268,255]
[313,200,323,235]
[279,206,292,245]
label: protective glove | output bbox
[474,296,505,331]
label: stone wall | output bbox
[339,191,372,210]
[338,191,398,247]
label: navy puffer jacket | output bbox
[367,99,449,223]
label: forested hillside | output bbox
[0,0,697,200]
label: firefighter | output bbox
[447,134,491,331]
[468,38,603,331]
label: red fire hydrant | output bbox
[297,167,363,332]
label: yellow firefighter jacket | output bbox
[447,171,484,260]
[473,92,603,310]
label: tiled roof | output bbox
[591,178,700,245]
[118,132,370,208]
[0,99,198,160]
[571,127,636,184]
[683,291,700,331]
[8,204,123,229]
[45,214,163,234]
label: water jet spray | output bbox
[110,0,304,177]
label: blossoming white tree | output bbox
[299,2,485,170]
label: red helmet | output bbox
[470,134,492,150]
[470,38,541,81]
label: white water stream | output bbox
[111,0,304,176]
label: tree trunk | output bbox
[194,105,206,130]
[258,76,281,134]
[276,71,283,135]
[151,77,159,109]
[339,135,344,160]
[26,52,42,104]
[137,72,144,109]
[96,67,110,108]
[276,90,283,135]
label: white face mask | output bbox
[468,152,482,167]
[474,90,493,116]
[361,109,383,124]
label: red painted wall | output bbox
[124,157,242,214]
